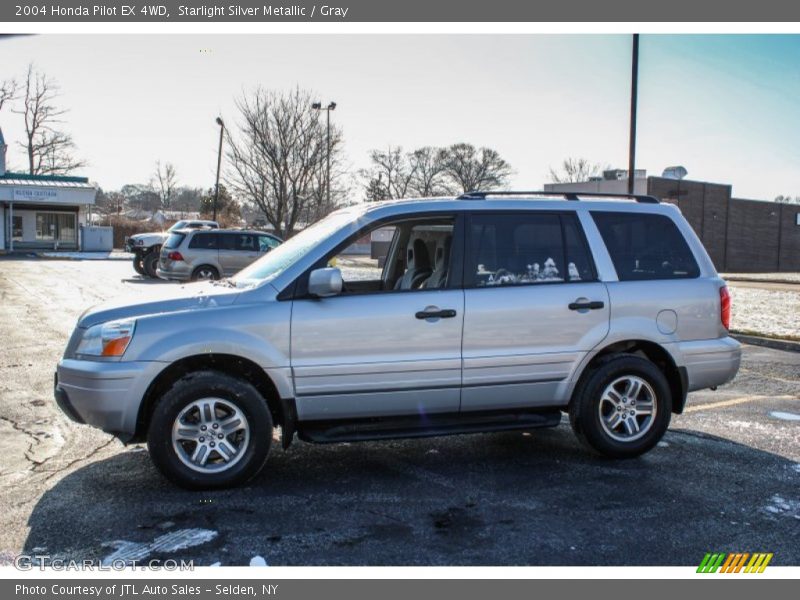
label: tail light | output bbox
[167,251,184,261]
[719,285,731,330]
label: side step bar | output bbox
[298,409,563,444]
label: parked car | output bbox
[126,220,219,278]
[156,229,283,282]
[55,191,741,489]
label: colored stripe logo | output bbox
[697,552,773,573]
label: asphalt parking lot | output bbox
[0,257,798,567]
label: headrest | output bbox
[412,238,431,270]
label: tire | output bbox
[191,265,220,281]
[143,251,159,278]
[147,370,273,489]
[569,354,672,458]
[132,255,146,276]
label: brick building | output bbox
[546,170,800,273]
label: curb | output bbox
[731,332,800,353]
[36,252,133,261]
[725,277,800,286]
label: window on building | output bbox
[591,211,700,281]
[466,213,594,287]
[12,216,22,241]
[35,212,77,244]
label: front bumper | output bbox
[54,359,167,440]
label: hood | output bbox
[77,281,242,328]
[130,232,166,242]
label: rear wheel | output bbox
[191,265,219,281]
[132,254,145,275]
[147,371,273,489]
[569,355,671,458]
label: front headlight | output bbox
[76,319,136,358]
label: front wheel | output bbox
[147,371,273,489]
[132,254,146,275]
[569,355,672,458]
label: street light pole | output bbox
[627,33,640,195]
[312,101,336,207]
[214,116,224,222]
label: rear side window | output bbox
[163,232,185,249]
[220,233,258,251]
[466,213,595,287]
[188,232,219,250]
[591,212,700,281]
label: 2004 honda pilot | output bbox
[55,192,741,489]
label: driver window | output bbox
[325,217,455,295]
[328,226,396,283]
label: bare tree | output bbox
[224,86,343,237]
[12,64,85,176]
[775,195,800,205]
[441,143,513,193]
[408,146,453,197]
[153,161,178,210]
[360,146,416,201]
[0,78,17,113]
[548,157,604,183]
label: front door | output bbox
[290,215,464,421]
[461,211,610,411]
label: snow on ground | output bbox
[729,285,800,339]
[40,251,133,260]
[722,272,800,283]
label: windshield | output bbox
[168,220,188,232]
[232,209,361,287]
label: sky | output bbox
[1,34,798,200]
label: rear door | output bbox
[461,211,610,411]
[218,233,260,275]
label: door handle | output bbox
[568,300,605,311]
[415,308,457,320]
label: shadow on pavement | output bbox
[23,424,800,566]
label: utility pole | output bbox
[214,117,224,221]
[312,101,337,207]
[628,33,640,195]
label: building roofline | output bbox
[0,171,90,184]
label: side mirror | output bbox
[308,267,343,298]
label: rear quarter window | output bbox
[163,232,185,249]
[188,232,219,250]
[591,212,700,281]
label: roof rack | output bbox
[456,190,660,204]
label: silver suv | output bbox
[55,192,741,489]
[156,229,282,282]
[126,220,219,278]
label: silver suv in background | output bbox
[126,219,219,278]
[55,191,740,489]
[157,229,282,281]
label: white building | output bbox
[0,128,97,251]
